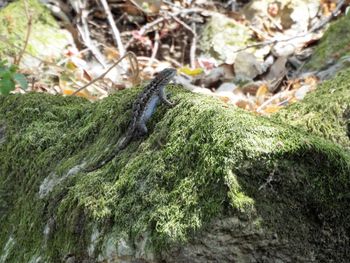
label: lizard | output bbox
[84,68,177,172]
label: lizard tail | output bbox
[84,135,132,172]
[83,150,119,172]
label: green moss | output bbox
[0,87,349,261]
[226,170,255,214]
[273,68,350,149]
[305,14,350,70]
[0,93,90,261]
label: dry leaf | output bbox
[179,67,204,76]
[62,89,95,100]
[256,84,269,97]
[263,105,281,113]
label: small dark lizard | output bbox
[84,68,177,172]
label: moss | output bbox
[0,87,349,261]
[273,68,350,149]
[305,14,350,70]
[0,93,90,261]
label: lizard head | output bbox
[154,68,177,86]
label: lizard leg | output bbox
[159,86,175,107]
[142,94,159,123]
[137,94,159,136]
[136,121,148,136]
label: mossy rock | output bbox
[0,0,72,63]
[273,68,350,149]
[0,76,349,262]
[305,13,350,71]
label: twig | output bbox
[148,31,160,67]
[100,0,125,57]
[267,14,283,32]
[309,0,345,32]
[190,22,197,68]
[15,0,32,66]
[125,16,166,49]
[233,38,287,54]
[30,77,35,90]
[139,16,167,35]
[125,8,208,49]
[258,167,278,192]
[256,90,292,113]
[78,6,106,67]
[56,46,98,66]
[235,0,346,55]
[258,174,274,191]
[126,52,140,85]
[170,14,194,33]
[164,56,182,67]
[169,14,197,68]
[249,25,270,41]
[128,0,146,14]
[71,51,139,96]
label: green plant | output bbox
[0,60,28,95]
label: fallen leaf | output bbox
[256,84,269,97]
[263,105,282,113]
[178,67,204,76]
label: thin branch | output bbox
[100,0,125,57]
[190,22,197,68]
[148,31,160,67]
[234,0,346,54]
[78,7,106,67]
[169,14,197,68]
[170,14,194,33]
[309,0,345,32]
[139,16,167,35]
[128,0,146,14]
[125,16,166,49]
[126,51,140,85]
[15,0,32,66]
[125,8,207,49]
[164,56,182,67]
[256,90,292,113]
[71,51,139,96]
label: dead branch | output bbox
[78,3,107,67]
[125,7,209,50]
[15,0,32,66]
[148,31,160,67]
[71,51,139,96]
[100,0,126,57]
[190,22,197,68]
[234,0,346,55]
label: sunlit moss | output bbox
[273,68,350,149]
[305,14,350,70]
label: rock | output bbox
[0,0,74,68]
[0,76,349,262]
[200,13,251,64]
